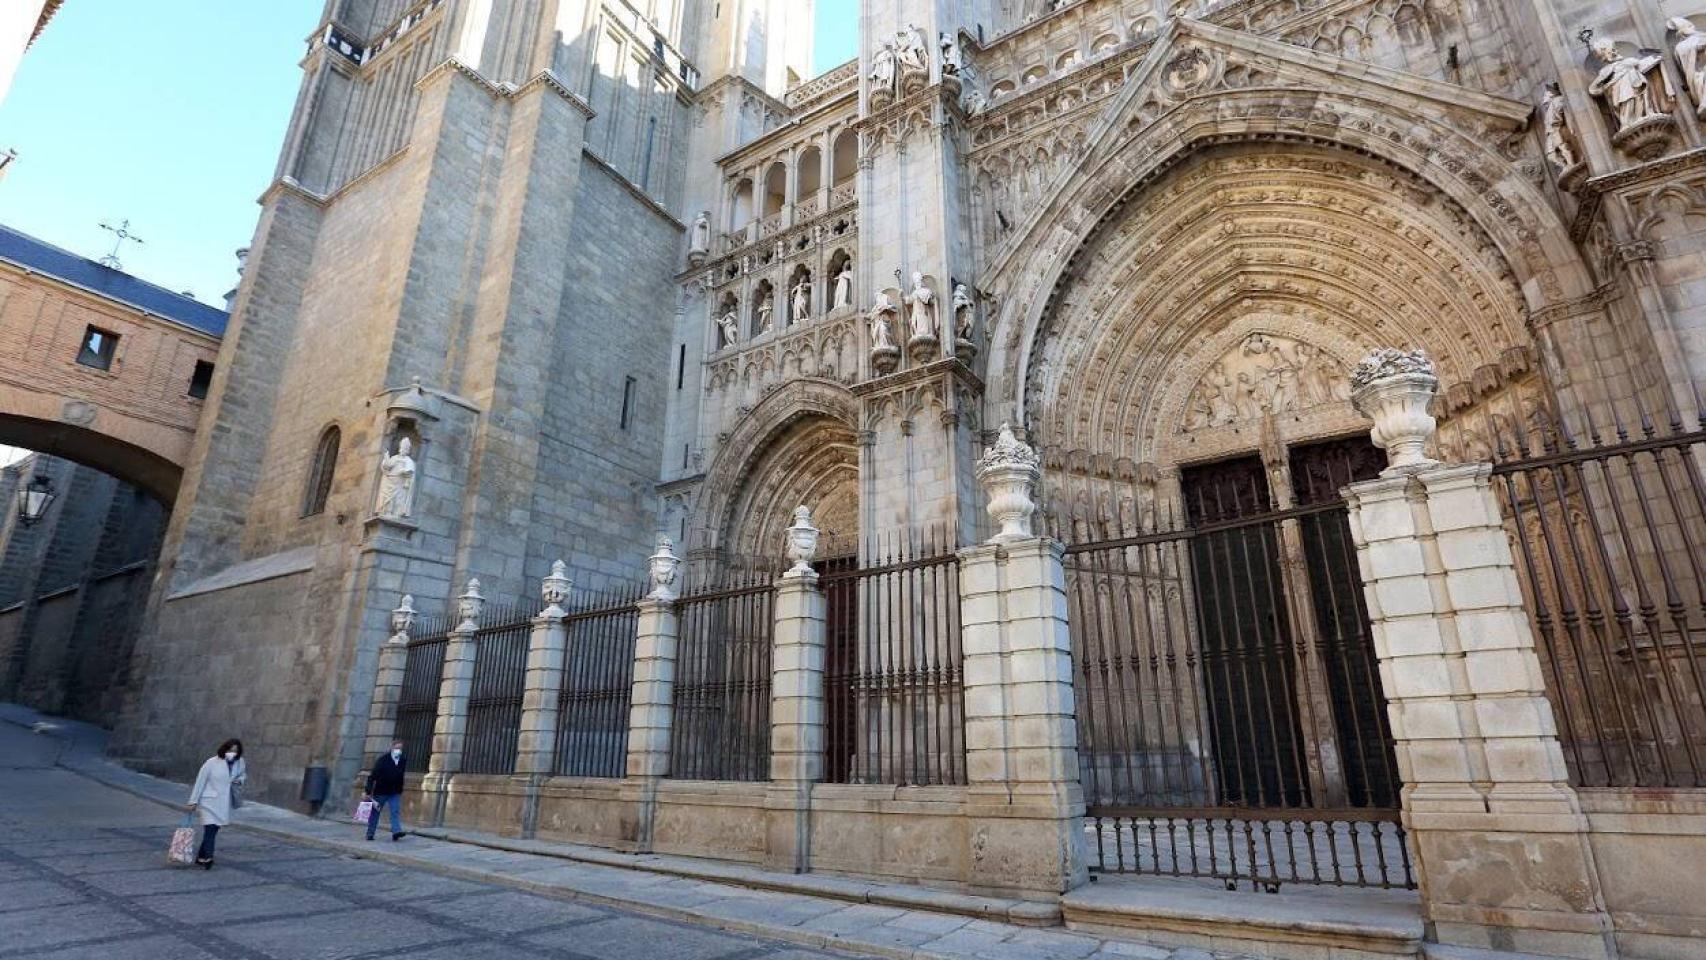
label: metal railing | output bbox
[668,569,777,782]
[394,614,450,767]
[461,603,538,776]
[821,537,965,786]
[554,586,645,778]
[1492,410,1706,788]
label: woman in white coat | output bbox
[186,738,247,868]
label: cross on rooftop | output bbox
[98,219,144,270]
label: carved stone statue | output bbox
[869,293,898,350]
[718,308,740,347]
[376,437,417,519]
[1540,83,1580,172]
[1182,334,1349,431]
[833,262,854,309]
[871,41,898,98]
[757,294,775,333]
[906,273,938,341]
[897,25,930,85]
[960,64,988,114]
[1671,18,1706,109]
[939,32,962,76]
[1589,37,1672,130]
[689,211,711,254]
[952,283,975,341]
[791,276,812,324]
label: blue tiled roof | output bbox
[0,223,228,338]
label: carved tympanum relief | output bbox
[1181,333,1351,431]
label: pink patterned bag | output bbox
[168,815,197,866]
[354,799,375,824]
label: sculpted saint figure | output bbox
[833,262,854,308]
[869,293,898,350]
[952,283,975,340]
[1540,84,1579,170]
[1588,37,1672,130]
[689,211,711,253]
[906,273,938,341]
[718,308,740,347]
[1671,18,1706,107]
[376,437,417,519]
[791,277,812,324]
[897,25,930,79]
[870,41,897,95]
[757,294,775,333]
[939,32,962,76]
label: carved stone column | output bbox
[625,537,682,852]
[766,507,826,873]
[516,562,571,836]
[421,579,483,827]
[361,595,416,766]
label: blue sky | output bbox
[0,0,861,310]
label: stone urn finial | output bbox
[977,422,1042,544]
[648,535,682,601]
[785,505,821,576]
[541,560,571,616]
[457,578,485,628]
[389,594,417,644]
[1351,348,1440,475]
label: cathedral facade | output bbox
[116,2,1706,958]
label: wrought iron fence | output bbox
[1491,411,1706,788]
[1061,439,1412,890]
[554,585,645,778]
[821,535,965,786]
[669,568,776,781]
[461,602,539,776]
[394,613,450,767]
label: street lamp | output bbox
[15,472,55,526]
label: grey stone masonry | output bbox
[423,579,484,825]
[765,568,827,873]
[1345,464,1615,960]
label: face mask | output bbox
[223,752,238,761]
[391,750,403,760]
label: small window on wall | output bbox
[76,326,119,370]
[620,375,637,430]
[188,360,215,399]
[302,426,340,517]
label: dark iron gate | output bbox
[1065,437,1413,890]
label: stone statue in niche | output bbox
[718,307,741,347]
[689,211,711,260]
[906,273,938,341]
[833,261,854,309]
[960,64,988,114]
[376,437,417,519]
[1588,37,1672,130]
[757,293,775,333]
[1181,334,1350,431]
[939,32,962,77]
[1540,83,1581,173]
[952,283,975,341]
[868,292,901,374]
[897,25,930,88]
[1670,18,1706,112]
[870,41,898,100]
[791,276,812,324]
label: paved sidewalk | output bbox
[1,704,1243,960]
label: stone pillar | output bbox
[625,537,683,852]
[1345,351,1615,960]
[956,426,1088,897]
[516,562,571,836]
[421,578,483,827]
[766,508,827,873]
[360,595,416,766]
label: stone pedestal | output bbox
[515,563,570,836]
[625,597,679,852]
[765,569,827,873]
[360,596,415,765]
[956,538,1089,896]
[1345,464,1615,960]
[422,581,482,827]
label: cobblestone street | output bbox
[0,723,849,960]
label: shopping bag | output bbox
[354,799,375,824]
[168,815,197,866]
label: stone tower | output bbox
[114,0,812,804]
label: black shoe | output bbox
[392,832,404,841]
[365,835,374,842]
[196,858,213,870]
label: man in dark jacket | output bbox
[365,739,408,841]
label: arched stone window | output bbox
[730,178,754,231]
[831,130,858,186]
[302,425,340,517]
[797,146,823,200]
[762,162,787,217]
